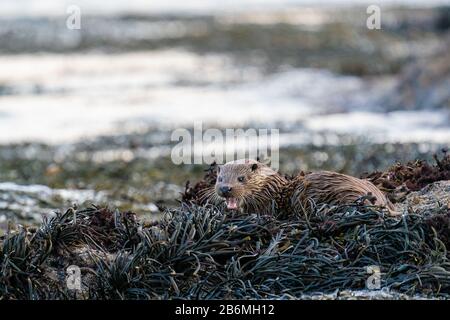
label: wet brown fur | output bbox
[197,159,398,216]
[288,171,398,215]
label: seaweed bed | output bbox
[363,149,450,203]
[1,154,450,300]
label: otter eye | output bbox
[218,176,223,182]
[237,176,245,182]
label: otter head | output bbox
[215,159,276,210]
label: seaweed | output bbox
[1,201,450,300]
[2,154,450,300]
[362,150,450,203]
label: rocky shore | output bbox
[1,155,449,300]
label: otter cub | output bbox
[199,159,398,216]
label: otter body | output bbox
[199,159,397,216]
[288,171,397,214]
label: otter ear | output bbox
[251,163,258,171]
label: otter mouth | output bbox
[225,197,239,210]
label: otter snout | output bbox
[218,185,233,197]
[217,185,239,210]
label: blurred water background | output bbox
[0,0,449,227]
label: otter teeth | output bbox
[225,198,238,210]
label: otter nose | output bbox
[219,185,232,196]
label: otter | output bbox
[198,159,398,216]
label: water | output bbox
[0,2,449,146]
[0,50,449,145]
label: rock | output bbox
[400,180,450,213]
[0,182,166,232]
[0,182,106,231]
